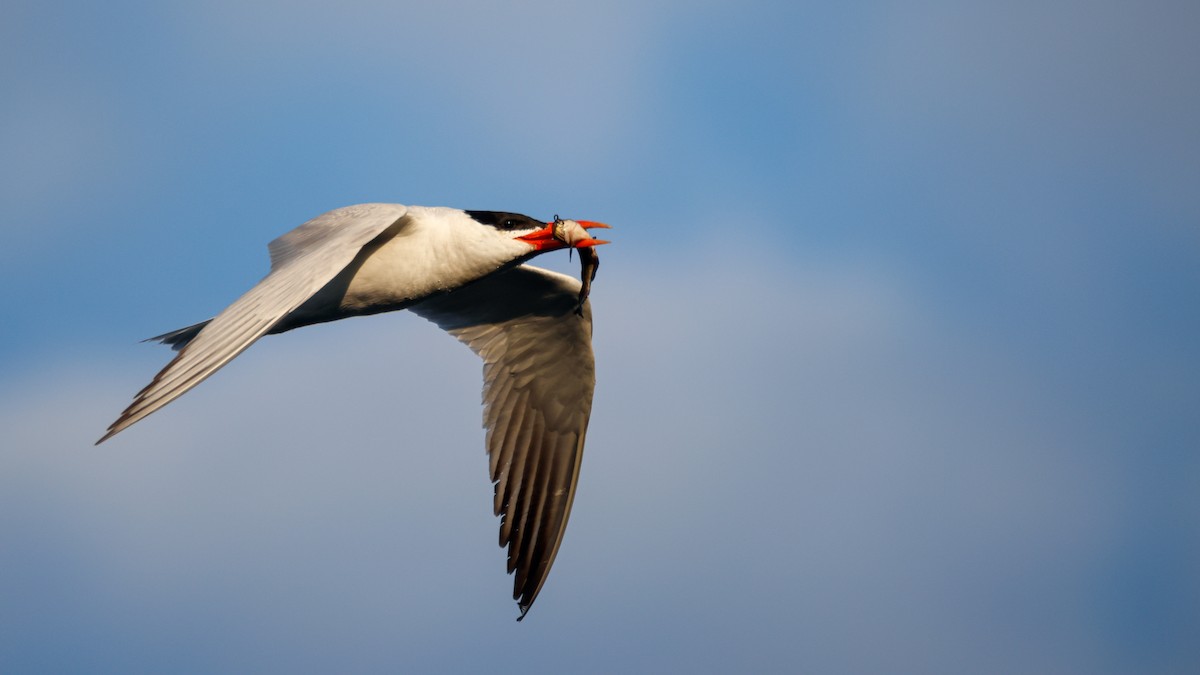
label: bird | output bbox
[97,203,611,620]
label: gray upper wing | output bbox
[408,264,596,619]
[99,203,409,443]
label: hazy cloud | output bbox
[5,239,1195,672]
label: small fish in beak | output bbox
[550,216,607,314]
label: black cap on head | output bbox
[465,211,543,232]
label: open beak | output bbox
[518,220,612,251]
[574,221,612,247]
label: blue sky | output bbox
[2,1,1198,673]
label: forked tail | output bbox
[144,319,211,351]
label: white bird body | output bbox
[99,203,610,620]
[350,208,526,302]
[275,205,540,329]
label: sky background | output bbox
[2,1,1198,673]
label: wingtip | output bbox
[95,426,118,446]
[97,412,136,445]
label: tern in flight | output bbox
[98,203,611,620]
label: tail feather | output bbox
[144,319,211,351]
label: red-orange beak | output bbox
[517,220,612,251]
[573,220,612,248]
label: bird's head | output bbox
[463,210,611,252]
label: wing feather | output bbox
[493,390,530,522]
[409,264,595,619]
[498,400,535,547]
[98,204,409,443]
[510,416,547,563]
